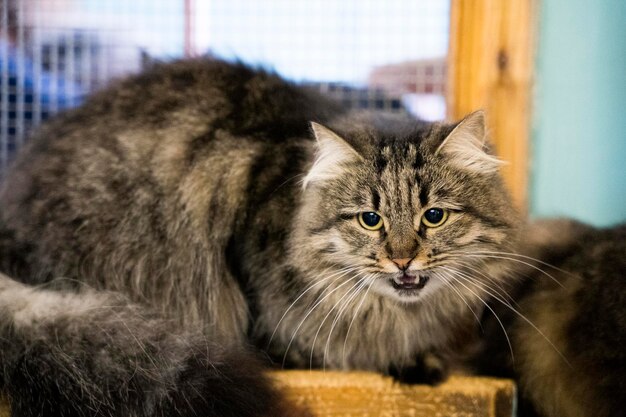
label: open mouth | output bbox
[390,274,430,291]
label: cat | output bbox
[0,58,520,416]
[473,219,626,417]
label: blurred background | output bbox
[0,0,624,226]
[531,1,626,227]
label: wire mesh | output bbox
[0,0,450,172]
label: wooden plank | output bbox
[274,371,515,417]
[448,0,537,209]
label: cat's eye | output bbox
[421,208,449,228]
[358,211,384,231]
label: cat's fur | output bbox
[474,219,626,417]
[0,59,522,415]
[0,273,301,417]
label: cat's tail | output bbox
[0,273,306,417]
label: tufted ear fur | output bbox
[436,111,504,174]
[302,122,362,189]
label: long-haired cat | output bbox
[0,58,522,416]
[474,219,626,417]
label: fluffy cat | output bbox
[0,59,520,415]
[474,219,626,417]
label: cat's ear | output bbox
[303,122,362,189]
[436,111,504,174]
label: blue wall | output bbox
[531,0,626,227]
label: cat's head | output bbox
[294,111,520,303]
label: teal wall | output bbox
[531,0,626,227]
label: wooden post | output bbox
[447,0,537,209]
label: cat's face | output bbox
[296,111,519,303]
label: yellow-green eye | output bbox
[421,208,449,228]
[358,211,384,231]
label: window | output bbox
[1,0,450,172]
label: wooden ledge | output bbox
[273,371,516,417]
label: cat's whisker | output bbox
[431,270,483,330]
[440,266,515,362]
[443,266,517,313]
[444,264,520,311]
[341,275,376,367]
[469,250,580,278]
[449,260,518,306]
[444,266,572,368]
[282,273,359,368]
[455,259,515,290]
[315,275,368,371]
[308,272,368,370]
[464,254,566,289]
[322,274,373,371]
[267,266,358,348]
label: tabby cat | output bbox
[474,219,626,417]
[1,58,619,417]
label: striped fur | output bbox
[0,59,521,415]
[474,220,626,417]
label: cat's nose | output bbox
[391,258,412,270]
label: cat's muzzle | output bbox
[391,273,430,291]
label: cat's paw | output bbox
[388,352,449,385]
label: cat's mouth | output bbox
[390,273,430,292]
